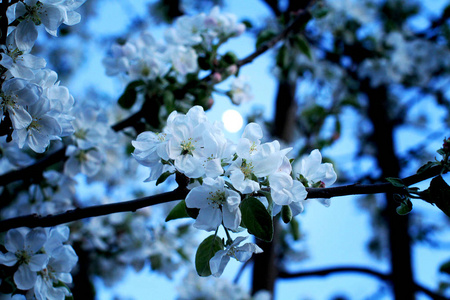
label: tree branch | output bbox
[0,186,189,232]
[0,165,443,232]
[306,164,443,199]
[235,9,311,69]
[278,267,449,300]
[278,266,390,281]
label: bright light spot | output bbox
[222,109,243,133]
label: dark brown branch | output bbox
[306,164,442,199]
[0,165,442,232]
[278,266,390,281]
[0,1,9,45]
[278,267,449,300]
[0,186,188,232]
[0,148,66,186]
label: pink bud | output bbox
[206,98,214,109]
[226,65,238,75]
[212,72,222,83]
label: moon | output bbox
[222,109,244,133]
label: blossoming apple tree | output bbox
[0,0,449,299]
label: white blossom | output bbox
[33,227,78,300]
[227,123,290,194]
[12,97,62,153]
[64,145,103,177]
[12,0,86,51]
[186,177,241,231]
[0,34,46,80]
[0,228,48,290]
[0,78,41,130]
[294,149,337,206]
[209,236,262,277]
[168,45,198,75]
[270,157,308,216]
[229,76,252,105]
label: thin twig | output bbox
[236,10,311,68]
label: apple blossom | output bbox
[0,34,46,80]
[186,177,241,231]
[12,0,86,52]
[12,97,62,153]
[209,236,263,277]
[64,145,103,177]
[0,78,41,130]
[0,228,48,290]
[228,76,253,105]
[294,149,337,207]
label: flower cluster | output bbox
[133,105,337,276]
[0,226,78,299]
[0,3,257,295]
[103,6,245,79]
[0,1,86,154]
[102,5,250,117]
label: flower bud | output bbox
[281,205,293,223]
[212,72,222,83]
[443,138,450,151]
[226,64,238,75]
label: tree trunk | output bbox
[251,1,311,297]
[365,83,415,299]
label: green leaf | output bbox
[341,96,361,109]
[222,51,238,65]
[386,177,405,188]
[276,44,289,70]
[118,80,145,109]
[281,205,292,223]
[240,197,273,242]
[312,6,329,19]
[302,104,327,127]
[176,248,190,262]
[241,19,253,29]
[195,235,224,277]
[294,36,312,60]
[162,91,175,112]
[439,260,450,275]
[250,172,258,182]
[259,190,274,216]
[417,161,438,174]
[186,206,199,219]
[165,200,190,222]
[423,176,450,218]
[156,171,173,186]
[256,29,277,49]
[396,198,413,215]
